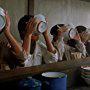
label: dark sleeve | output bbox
[2,46,25,69]
[85,41,90,56]
[11,51,25,68]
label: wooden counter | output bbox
[0,57,90,82]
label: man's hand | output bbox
[4,10,10,32]
[25,18,35,36]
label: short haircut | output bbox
[67,39,79,48]
[75,25,87,33]
[50,24,65,36]
[18,15,34,40]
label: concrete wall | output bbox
[34,0,90,30]
[0,0,28,41]
[0,0,90,41]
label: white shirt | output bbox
[52,37,65,61]
[24,41,58,67]
[52,39,87,61]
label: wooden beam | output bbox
[0,57,90,82]
[28,0,34,15]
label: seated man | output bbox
[0,11,24,70]
[66,39,85,59]
[50,24,68,61]
[75,25,90,57]
[18,15,58,67]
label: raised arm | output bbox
[22,18,35,55]
[3,11,22,55]
[43,27,56,54]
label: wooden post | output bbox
[28,0,34,15]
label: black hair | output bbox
[75,25,87,33]
[67,39,79,48]
[18,15,34,40]
[50,24,65,36]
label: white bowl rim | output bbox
[0,15,6,30]
[81,66,90,70]
[42,72,66,78]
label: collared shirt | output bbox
[52,39,87,61]
[24,41,58,67]
[52,38,65,61]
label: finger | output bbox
[28,18,35,23]
[4,10,9,17]
[45,17,48,23]
[29,18,35,27]
[26,18,35,27]
[25,20,34,31]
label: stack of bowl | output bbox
[81,66,90,85]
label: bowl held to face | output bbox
[69,28,77,39]
[34,14,47,34]
[0,7,6,33]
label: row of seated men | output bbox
[0,11,90,70]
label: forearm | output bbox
[44,34,56,53]
[4,30,22,55]
[22,34,32,55]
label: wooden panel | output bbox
[28,0,34,15]
[0,57,90,82]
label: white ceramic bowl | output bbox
[82,66,90,71]
[34,14,47,34]
[81,76,90,85]
[34,14,46,23]
[81,66,90,72]
[0,7,5,16]
[0,7,5,31]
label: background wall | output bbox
[0,0,28,42]
[0,0,90,41]
[34,0,90,30]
